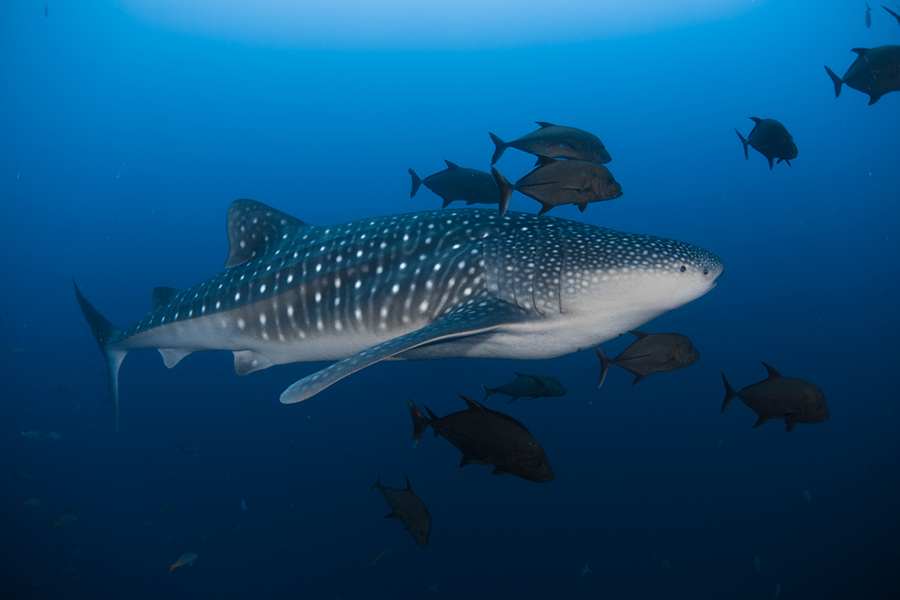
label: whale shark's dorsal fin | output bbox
[224,199,313,268]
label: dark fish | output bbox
[406,396,553,482]
[409,160,500,208]
[44,3,48,18]
[54,385,75,394]
[489,122,611,165]
[482,372,567,403]
[883,5,900,27]
[371,475,431,548]
[594,331,699,387]
[492,158,622,216]
[734,118,798,170]
[866,2,872,27]
[825,46,900,105]
[721,363,829,433]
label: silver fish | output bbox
[409,160,500,208]
[489,122,611,165]
[825,46,900,105]
[75,200,723,429]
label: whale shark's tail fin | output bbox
[73,278,127,431]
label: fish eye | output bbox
[529,460,540,468]
[680,265,686,272]
[703,269,709,276]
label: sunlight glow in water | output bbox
[118,0,767,49]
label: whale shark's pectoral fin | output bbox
[280,296,528,404]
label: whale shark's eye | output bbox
[703,269,709,276]
[680,266,686,272]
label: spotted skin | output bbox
[75,200,723,426]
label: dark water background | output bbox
[2,1,898,598]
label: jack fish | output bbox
[489,122,611,165]
[409,160,500,208]
[481,372,566,403]
[492,158,622,216]
[406,396,553,482]
[734,118,798,170]
[371,475,431,548]
[721,364,829,433]
[825,46,900,105]
[593,331,699,387]
[74,200,723,429]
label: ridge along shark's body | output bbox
[74,200,724,429]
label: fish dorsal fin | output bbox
[444,160,460,169]
[850,47,869,55]
[535,121,556,128]
[534,155,558,168]
[463,394,529,431]
[761,362,782,379]
[224,199,311,268]
[514,372,545,389]
[493,411,531,433]
[404,474,413,492]
[151,286,181,311]
[749,117,762,124]
[629,330,650,339]
[461,395,486,411]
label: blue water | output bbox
[2,1,898,598]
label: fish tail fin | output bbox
[481,384,494,403]
[721,372,738,413]
[73,278,126,432]
[824,66,842,98]
[422,405,441,437]
[405,398,431,448]
[167,563,176,573]
[370,475,382,492]
[885,6,900,24]
[593,346,612,388]
[50,518,59,529]
[408,168,423,198]
[488,132,507,165]
[734,128,749,160]
[491,167,513,216]
[17,499,23,509]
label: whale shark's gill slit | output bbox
[533,227,563,315]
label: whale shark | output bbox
[74,199,723,429]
